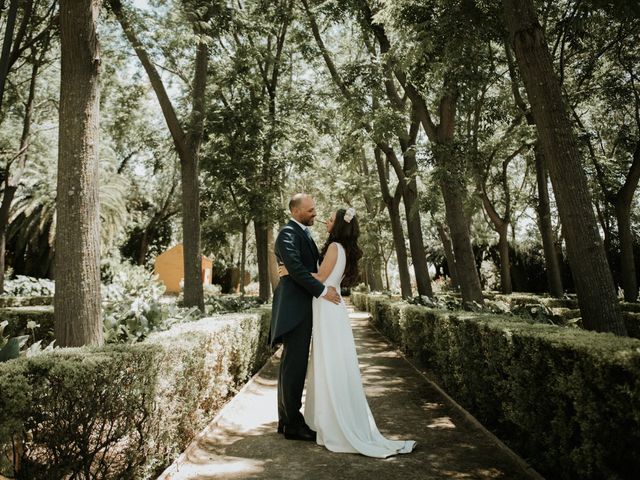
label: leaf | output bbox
[25,340,43,357]
[0,320,8,341]
[0,336,29,362]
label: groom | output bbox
[270,193,340,441]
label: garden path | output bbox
[158,304,543,480]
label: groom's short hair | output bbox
[289,193,308,212]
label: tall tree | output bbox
[54,0,102,347]
[109,0,215,309]
[301,0,416,297]
[245,0,294,302]
[0,1,57,290]
[0,0,19,112]
[374,146,413,297]
[363,0,484,304]
[559,6,640,302]
[505,42,564,297]
[0,39,49,292]
[503,0,625,334]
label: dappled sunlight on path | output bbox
[158,304,541,480]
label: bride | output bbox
[280,207,416,458]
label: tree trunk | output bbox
[497,223,512,294]
[138,225,150,265]
[407,82,484,304]
[111,0,206,310]
[180,148,203,309]
[435,222,459,289]
[504,0,625,334]
[439,170,484,304]
[0,0,18,113]
[54,0,102,347]
[255,220,270,301]
[181,40,207,310]
[0,185,16,293]
[388,193,412,298]
[358,149,384,292]
[399,120,433,297]
[383,255,390,291]
[613,141,640,302]
[365,250,384,291]
[479,186,513,294]
[374,147,412,297]
[534,144,564,297]
[240,221,247,295]
[616,200,636,302]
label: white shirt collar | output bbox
[291,218,308,231]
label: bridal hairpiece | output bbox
[344,207,356,223]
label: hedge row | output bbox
[0,296,52,308]
[0,308,273,479]
[351,292,640,480]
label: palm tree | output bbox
[8,157,130,278]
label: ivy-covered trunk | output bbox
[504,0,625,335]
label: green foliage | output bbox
[102,262,197,343]
[2,276,54,296]
[352,292,640,480]
[9,158,131,278]
[0,321,28,362]
[0,307,54,348]
[0,309,273,479]
[0,318,54,364]
[203,294,263,315]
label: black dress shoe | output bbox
[283,425,317,441]
[277,423,285,434]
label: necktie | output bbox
[304,227,312,239]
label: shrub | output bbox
[0,296,52,308]
[0,307,54,346]
[2,276,54,296]
[351,292,640,480]
[0,308,273,479]
[203,294,263,315]
[102,263,178,343]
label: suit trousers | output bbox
[277,316,313,429]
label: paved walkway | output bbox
[158,306,542,480]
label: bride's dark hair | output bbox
[319,208,363,287]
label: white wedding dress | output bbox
[304,242,416,458]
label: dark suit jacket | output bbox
[269,220,325,346]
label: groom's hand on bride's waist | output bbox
[322,286,341,305]
[277,264,289,277]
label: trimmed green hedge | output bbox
[0,308,273,479]
[351,292,640,480]
[0,296,52,308]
